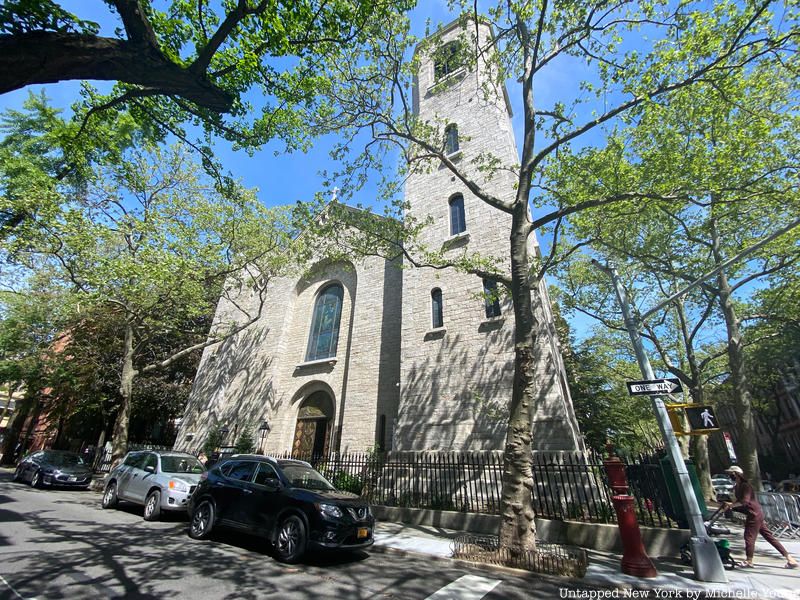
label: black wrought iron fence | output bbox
[278,450,677,529]
[93,446,675,528]
[625,453,678,529]
[531,452,614,523]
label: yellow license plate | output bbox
[357,527,370,539]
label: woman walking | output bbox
[722,465,798,569]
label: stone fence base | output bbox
[372,506,688,557]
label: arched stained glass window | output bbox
[449,194,466,236]
[445,124,459,154]
[431,288,444,329]
[306,284,344,361]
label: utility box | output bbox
[659,457,708,528]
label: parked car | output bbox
[13,449,93,489]
[711,474,734,501]
[102,450,206,521]
[777,478,800,493]
[188,455,374,563]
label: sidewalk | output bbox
[372,520,800,599]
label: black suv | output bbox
[187,455,374,562]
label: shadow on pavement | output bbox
[0,476,403,600]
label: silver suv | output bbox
[101,450,206,521]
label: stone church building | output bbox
[175,20,584,457]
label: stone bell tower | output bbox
[394,18,584,452]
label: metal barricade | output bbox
[756,492,800,539]
[780,494,800,539]
[757,492,788,537]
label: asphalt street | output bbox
[0,469,590,599]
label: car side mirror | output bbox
[144,465,155,473]
[264,479,282,492]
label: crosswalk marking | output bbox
[424,574,502,600]
[0,575,38,600]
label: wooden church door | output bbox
[292,391,333,458]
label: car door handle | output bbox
[243,489,253,494]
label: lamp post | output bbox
[258,420,271,454]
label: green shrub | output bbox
[233,429,255,454]
[332,471,363,494]
[202,424,224,456]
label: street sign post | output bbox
[626,378,683,396]
[597,263,728,583]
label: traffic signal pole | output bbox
[594,262,728,583]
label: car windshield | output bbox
[281,464,336,491]
[161,455,205,474]
[44,452,84,467]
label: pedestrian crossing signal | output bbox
[685,406,719,432]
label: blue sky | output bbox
[0,1,612,341]
[0,1,584,206]
[1,1,456,206]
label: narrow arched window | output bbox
[306,283,344,361]
[431,288,444,329]
[483,278,501,319]
[445,124,459,154]
[377,414,386,451]
[449,194,466,236]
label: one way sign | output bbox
[626,378,683,396]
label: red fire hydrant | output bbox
[603,446,657,578]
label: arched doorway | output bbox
[292,391,333,458]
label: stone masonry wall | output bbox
[176,253,402,456]
[396,19,583,451]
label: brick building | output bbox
[175,20,584,456]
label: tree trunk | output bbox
[0,385,15,436]
[498,203,538,554]
[0,394,34,464]
[687,386,714,500]
[0,32,233,112]
[110,319,138,467]
[676,300,714,500]
[94,427,107,471]
[710,218,761,486]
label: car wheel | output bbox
[144,490,161,521]
[30,470,42,488]
[189,500,215,540]
[102,482,119,509]
[274,515,307,563]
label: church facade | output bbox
[174,20,584,457]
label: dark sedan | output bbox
[188,455,374,563]
[14,449,93,489]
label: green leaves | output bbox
[0,0,99,35]
[1,97,300,371]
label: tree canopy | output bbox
[0,0,412,154]
[0,97,306,462]
[553,54,800,487]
